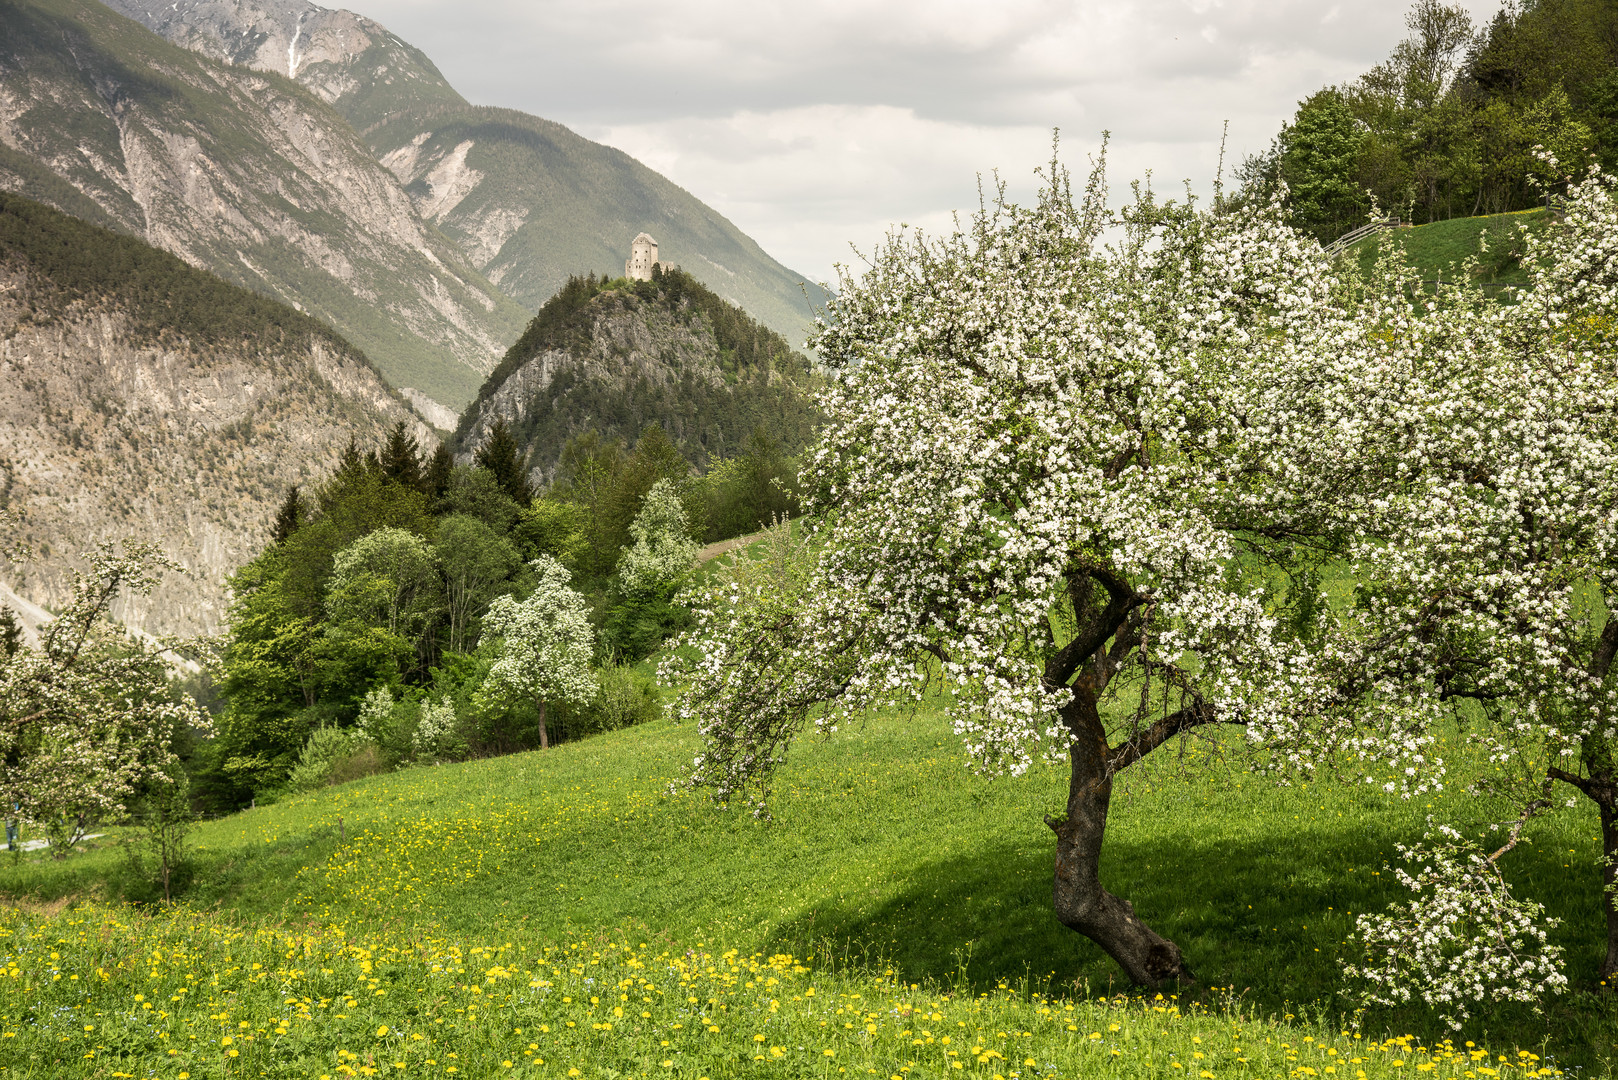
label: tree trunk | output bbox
[1600,797,1618,983]
[537,698,549,751]
[1045,692,1195,985]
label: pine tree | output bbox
[270,486,305,545]
[426,441,454,500]
[474,418,533,504]
[0,605,22,659]
[380,421,423,491]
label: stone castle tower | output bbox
[625,233,659,281]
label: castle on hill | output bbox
[625,233,674,281]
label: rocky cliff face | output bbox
[459,272,820,485]
[97,0,830,353]
[0,0,527,410]
[0,193,431,637]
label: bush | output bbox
[555,665,662,740]
[287,727,372,792]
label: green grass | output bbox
[1,700,1613,1076]
[1347,210,1555,291]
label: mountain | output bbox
[0,0,528,409]
[97,0,829,351]
[0,190,431,637]
[459,270,820,485]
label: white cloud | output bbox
[350,0,1504,283]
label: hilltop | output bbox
[459,269,821,484]
[0,190,430,636]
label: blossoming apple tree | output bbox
[667,157,1378,984]
[670,140,1618,999]
[0,536,209,851]
[1327,165,1618,1007]
[477,555,596,750]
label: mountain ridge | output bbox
[97,0,830,352]
[0,0,527,408]
[0,189,432,637]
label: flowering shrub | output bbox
[618,479,699,597]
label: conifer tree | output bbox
[0,606,21,659]
[474,419,533,505]
[380,422,423,491]
[270,486,304,545]
[426,442,454,500]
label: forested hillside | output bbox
[458,268,820,483]
[1252,0,1618,242]
[0,191,430,636]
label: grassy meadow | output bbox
[1,693,1613,1077]
[1346,209,1555,292]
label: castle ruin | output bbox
[625,233,666,281]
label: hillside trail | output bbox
[696,529,767,565]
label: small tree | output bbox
[124,762,195,903]
[0,539,209,855]
[270,485,304,545]
[618,478,698,597]
[476,556,596,749]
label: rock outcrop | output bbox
[0,191,430,637]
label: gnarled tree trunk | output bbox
[1045,691,1194,985]
[1599,797,1618,983]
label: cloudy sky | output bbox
[349,0,1502,285]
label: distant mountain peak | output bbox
[95,0,829,353]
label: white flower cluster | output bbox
[1347,828,1567,1029]
[413,696,458,757]
[355,685,395,744]
[619,479,700,597]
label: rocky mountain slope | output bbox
[0,190,431,637]
[98,0,829,351]
[0,0,527,409]
[458,270,820,485]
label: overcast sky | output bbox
[348,0,1502,286]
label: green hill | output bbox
[1,691,1610,1074]
[1343,208,1555,293]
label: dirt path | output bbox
[695,529,767,564]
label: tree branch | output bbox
[1107,701,1220,773]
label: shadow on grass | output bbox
[763,824,1617,1072]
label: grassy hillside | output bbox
[1345,209,1555,292]
[2,693,1611,1074]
